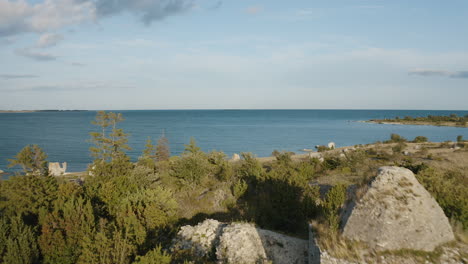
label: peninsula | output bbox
[367,114,468,127]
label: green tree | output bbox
[133,245,171,264]
[0,174,58,219]
[78,219,135,264]
[156,134,170,162]
[138,138,157,169]
[39,197,95,264]
[89,111,133,178]
[8,144,48,176]
[0,215,39,264]
[184,137,201,154]
[457,135,464,142]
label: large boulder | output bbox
[342,166,454,251]
[172,219,225,257]
[172,219,308,264]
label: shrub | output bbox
[392,142,407,154]
[386,133,407,143]
[0,215,39,264]
[133,245,171,264]
[316,145,331,152]
[322,157,341,170]
[171,152,213,186]
[322,184,347,231]
[416,168,468,229]
[412,136,428,143]
[232,179,248,199]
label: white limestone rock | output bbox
[342,166,454,251]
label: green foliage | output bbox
[89,111,133,178]
[386,133,407,143]
[392,142,407,153]
[0,215,39,264]
[78,219,135,264]
[39,196,95,264]
[116,187,178,232]
[156,135,170,162]
[171,151,213,185]
[0,174,58,218]
[376,114,468,127]
[416,168,468,229]
[238,153,265,179]
[322,184,347,231]
[316,145,331,152]
[138,138,157,169]
[232,179,248,199]
[184,137,201,154]
[208,151,233,181]
[133,245,171,264]
[457,135,464,142]
[8,144,48,176]
[412,136,428,143]
[322,157,341,170]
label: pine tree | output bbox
[89,111,132,178]
[156,133,170,162]
[0,215,39,264]
[184,137,201,154]
[8,144,48,176]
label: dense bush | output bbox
[412,136,428,143]
[416,168,468,229]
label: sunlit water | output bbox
[1,110,467,174]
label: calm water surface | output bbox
[1,110,467,173]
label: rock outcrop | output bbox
[172,219,225,257]
[342,166,454,251]
[172,219,308,264]
[231,153,241,162]
[48,162,67,176]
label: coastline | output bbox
[364,120,468,128]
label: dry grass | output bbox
[310,220,364,261]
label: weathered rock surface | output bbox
[48,162,67,176]
[342,166,454,251]
[172,219,225,257]
[172,219,307,264]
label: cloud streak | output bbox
[409,69,468,79]
[0,0,194,38]
[15,48,58,61]
[0,74,38,79]
[93,0,194,25]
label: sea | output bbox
[1,110,467,175]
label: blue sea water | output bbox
[1,110,467,174]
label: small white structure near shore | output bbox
[49,162,67,176]
[327,142,336,149]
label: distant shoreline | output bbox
[0,110,88,113]
[364,120,468,128]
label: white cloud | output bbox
[0,0,96,37]
[36,33,63,48]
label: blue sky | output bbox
[1,0,467,110]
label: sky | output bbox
[1,0,468,110]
